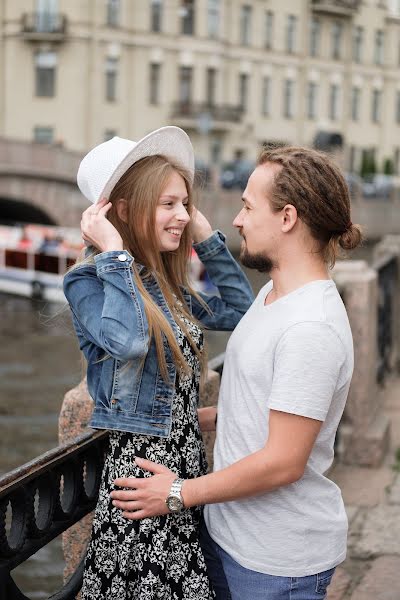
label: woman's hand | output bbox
[81,198,123,252]
[191,208,213,244]
[111,457,177,520]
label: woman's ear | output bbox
[116,199,128,223]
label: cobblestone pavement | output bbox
[327,375,400,599]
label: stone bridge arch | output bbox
[0,138,87,227]
[0,197,55,225]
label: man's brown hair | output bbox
[258,146,363,267]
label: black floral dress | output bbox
[81,313,215,600]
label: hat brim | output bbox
[100,126,195,202]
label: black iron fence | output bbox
[0,353,225,599]
[0,430,108,600]
[372,254,398,385]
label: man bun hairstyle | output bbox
[258,146,363,267]
[339,223,363,251]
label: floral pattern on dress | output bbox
[81,314,215,600]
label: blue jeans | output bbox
[200,521,336,600]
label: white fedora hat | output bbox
[77,126,195,204]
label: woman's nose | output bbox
[176,204,190,222]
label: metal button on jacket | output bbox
[117,254,127,262]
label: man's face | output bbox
[233,163,283,273]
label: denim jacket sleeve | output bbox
[191,230,254,330]
[63,250,149,361]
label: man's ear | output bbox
[116,199,128,223]
[282,204,298,233]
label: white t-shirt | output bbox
[205,279,354,577]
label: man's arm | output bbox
[197,406,217,432]
[110,410,322,519]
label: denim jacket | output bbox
[63,230,254,437]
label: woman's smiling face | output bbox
[155,170,191,252]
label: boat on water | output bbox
[0,223,214,303]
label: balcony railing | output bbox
[311,0,361,16]
[171,102,244,126]
[21,12,68,41]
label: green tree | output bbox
[383,157,394,175]
[360,152,377,178]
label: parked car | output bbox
[362,174,394,199]
[344,172,363,200]
[220,160,255,190]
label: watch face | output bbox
[167,496,183,512]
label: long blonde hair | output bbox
[73,154,207,381]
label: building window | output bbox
[329,84,340,120]
[352,26,363,63]
[331,22,342,60]
[179,66,192,104]
[206,68,216,106]
[207,0,220,38]
[371,89,381,123]
[149,63,161,105]
[395,147,400,175]
[283,79,294,118]
[106,0,120,27]
[374,30,384,65]
[309,17,321,57]
[240,5,252,46]
[388,0,400,15]
[261,76,271,116]
[398,36,400,66]
[181,0,195,35]
[33,126,54,143]
[286,15,297,54]
[105,57,118,102]
[239,73,249,111]
[104,129,117,141]
[150,0,162,32]
[396,91,400,124]
[307,82,318,120]
[351,87,361,121]
[265,11,274,49]
[35,51,56,97]
[36,0,59,32]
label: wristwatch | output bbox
[165,478,185,513]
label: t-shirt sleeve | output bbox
[268,321,345,421]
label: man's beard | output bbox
[239,245,274,273]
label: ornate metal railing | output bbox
[0,430,108,600]
[0,353,225,599]
[311,0,361,15]
[373,254,398,385]
[171,102,243,123]
[21,12,68,39]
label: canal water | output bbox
[0,245,372,597]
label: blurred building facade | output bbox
[0,0,400,173]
